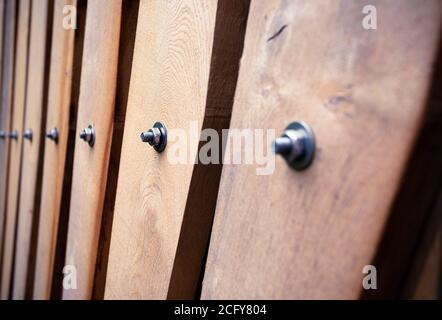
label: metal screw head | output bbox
[273,121,315,170]
[79,125,95,147]
[140,122,167,153]
[8,130,18,140]
[0,130,6,139]
[23,129,33,141]
[45,128,59,143]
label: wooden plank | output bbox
[92,0,139,299]
[61,0,122,300]
[104,0,249,299]
[362,39,442,299]
[201,0,442,299]
[11,0,53,300]
[0,0,6,270]
[33,0,81,300]
[0,0,17,300]
[0,0,31,299]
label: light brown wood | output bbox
[104,0,249,299]
[1,0,31,299]
[201,0,442,299]
[12,0,53,300]
[61,0,122,300]
[0,0,17,300]
[33,0,78,300]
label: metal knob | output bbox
[46,128,59,143]
[8,130,18,140]
[79,125,95,147]
[273,121,315,170]
[23,129,33,141]
[140,122,167,153]
[0,130,6,139]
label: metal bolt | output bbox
[79,125,95,147]
[46,128,59,143]
[23,129,33,141]
[273,121,315,170]
[8,130,18,140]
[0,130,6,139]
[140,122,167,153]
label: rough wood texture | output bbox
[33,0,78,300]
[201,0,442,299]
[62,0,122,300]
[0,0,16,293]
[12,0,53,300]
[363,38,442,299]
[0,0,31,299]
[104,0,249,299]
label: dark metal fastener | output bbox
[0,130,6,139]
[79,125,95,147]
[273,121,315,170]
[46,128,59,143]
[8,130,18,140]
[140,122,167,153]
[23,129,33,141]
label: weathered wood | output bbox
[201,0,442,299]
[61,0,122,300]
[104,0,249,299]
[12,0,53,300]
[363,37,442,299]
[92,0,139,299]
[0,0,17,300]
[33,0,80,300]
[1,0,31,300]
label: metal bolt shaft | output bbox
[273,136,294,155]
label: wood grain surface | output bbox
[0,1,16,295]
[61,0,122,300]
[201,0,442,299]
[92,0,139,299]
[104,0,249,299]
[33,0,79,300]
[12,0,53,300]
[0,0,31,300]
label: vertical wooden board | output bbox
[33,0,78,300]
[11,0,53,300]
[61,0,122,300]
[201,0,442,299]
[1,0,31,299]
[104,0,249,299]
[0,0,16,287]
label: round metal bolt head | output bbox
[273,121,315,171]
[23,129,33,141]
[46,128,59,143]
[140,122,167,153]
[79,125,95,147]
[8,130,18,140]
